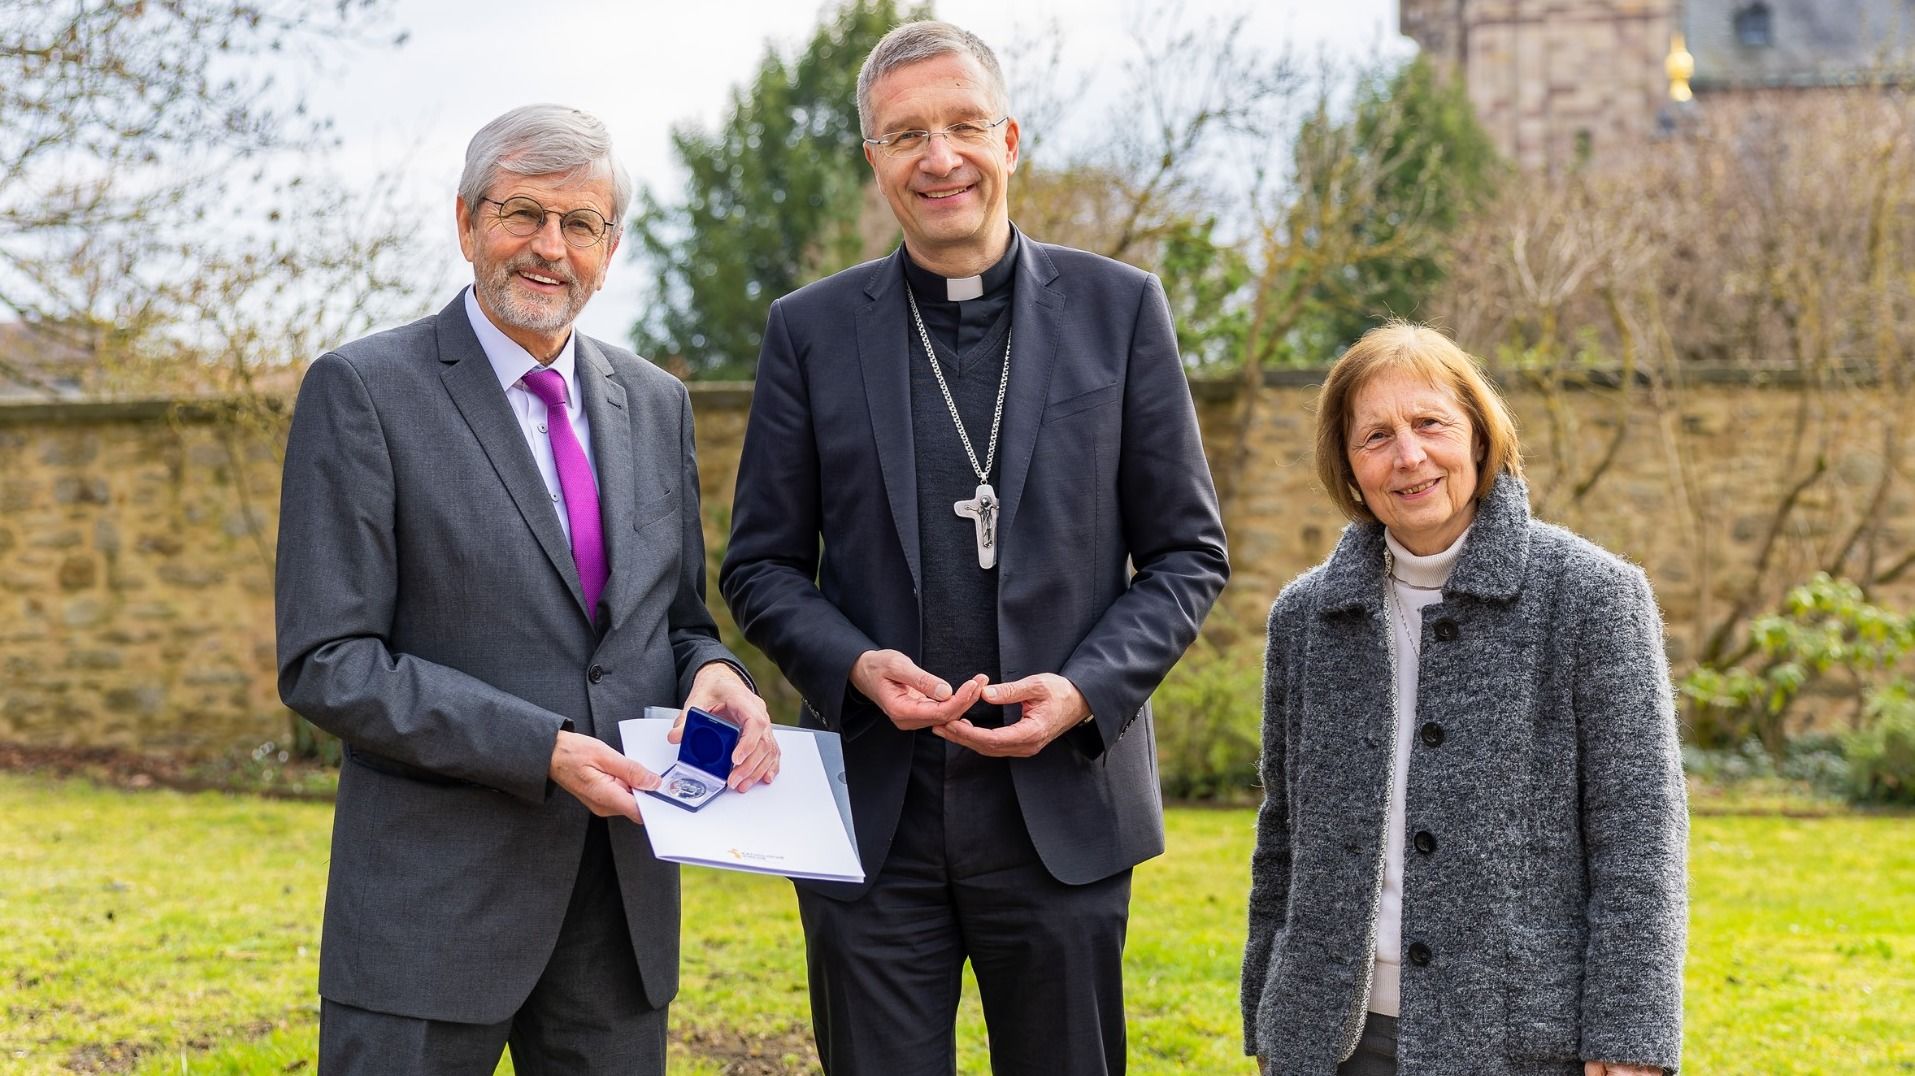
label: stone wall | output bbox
[0,400,283,752]
[3,375,1911,754]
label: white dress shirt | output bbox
[462,287,598,546]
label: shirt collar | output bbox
[902,223,1022,302]
[462,285,580,402]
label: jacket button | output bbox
[588,665,604,684]
[1420,721,1444,747]
[1407,942,1433,965]
[1414,830,1437,854]
[1433,619,1459,641]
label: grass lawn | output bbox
[0,775,1909,1074]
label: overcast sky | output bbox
[303,0,1408,344]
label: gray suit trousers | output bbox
[318,819,666,1075]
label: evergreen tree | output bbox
[630,0,922,378]
[1291,56,1502,359]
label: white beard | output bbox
[475,256,589,335]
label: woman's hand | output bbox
[1585,1062,1662,1076]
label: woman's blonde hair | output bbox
[1313,321,1523,523]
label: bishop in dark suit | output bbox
[720,22,1229,1076]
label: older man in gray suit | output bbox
[276,104,776,1075]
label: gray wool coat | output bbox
[1241,474,1687,1075]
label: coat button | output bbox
[588,665,604,684]
[1414,830,1437,854]
[1420,721,1445,747]
[1408,942,1433,965]
[1433,619,1459,641]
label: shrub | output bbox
[1682,734,1852,802]
[1681,738,1778,784]
[1846,682,1915,806]
[1776,733,1853,798]
[1681,574,1915,751]
[288,717,342,766]
[1153,637,1265,803]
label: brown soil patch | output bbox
[60,1021,281,1074]
[62,1040,151,1074]
[0,742,335,801]
[680,1024,820,1075]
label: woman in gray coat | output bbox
[1241,323,1686,1076]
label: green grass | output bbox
[0,775,325,1074]
[1,775,1908,1074]
[1685,815,1914,1074]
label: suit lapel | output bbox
[993,240,1064,545]
[855,251,923,592]
[435,299,589,620]
[577,336,642,629]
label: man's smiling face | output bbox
[862,51,1019,274]
[456,168,620,360]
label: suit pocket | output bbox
[1504,925,1585,1060]
[634,491,677,531]
[1043,381,1120,424]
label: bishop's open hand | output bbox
[933,673,1089,757]
[850,649,985,731]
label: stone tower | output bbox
[1398,0,1679,171]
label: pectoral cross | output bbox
[954,483,999,569]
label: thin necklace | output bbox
[1384,551,1422,659]
[905,286,1011,484]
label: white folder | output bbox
[618,712,863,883]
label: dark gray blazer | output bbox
[1242,475,1687,1075]
[275,294,739,1023]
[720,241,1229,899]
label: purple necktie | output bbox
[521,368,607,617]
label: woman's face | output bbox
[1345,369,1483,556]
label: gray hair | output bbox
[458,104,633,231]
[856,20,1010,137]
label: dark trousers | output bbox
[1336,1012,1398,1076]
[318,818,666,1076]
[797,733,1132,1076]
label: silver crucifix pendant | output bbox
[954,482,999,569]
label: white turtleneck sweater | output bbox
[1369,526,1469,1018]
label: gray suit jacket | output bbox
[720,241,1229,900]
[275,293,739,1023]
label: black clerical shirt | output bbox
[903,229,1022,724]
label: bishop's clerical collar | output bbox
[902,225,1022,303]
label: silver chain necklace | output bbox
[1384,550,1431,659]
[1389,583,1423,659]
[906,285,1011,569]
